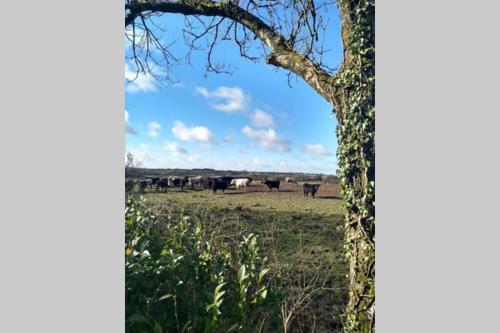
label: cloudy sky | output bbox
[125,10,342,174]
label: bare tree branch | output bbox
[125,0,339,105]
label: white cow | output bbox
[285,177,297,184]
[231,178,250,191]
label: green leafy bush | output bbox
[125,197,281,333]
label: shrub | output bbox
[125,197,281,333]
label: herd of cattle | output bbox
[126,176,322,198]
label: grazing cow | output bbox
[303,183,321,198]
[144,178,154,190]
[212,179,230,193]
[157,178,169,192]
[263,180,280,191]
[150,177,160,188]
[205,177,215,189]
[169,176,188,190]
[285,177,297,184]
[125,179,137,193]
[138,179,149,194]
[217,176,233,185]
[231,178,250,191]
[189,176,205,190]
[205,176,232,190]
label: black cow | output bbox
[150,177,160,187]
[125,179,137,193]
[303,183,321,198]
[169,176,188,190]
[212,179,230,193]
[138,179,149,194]
[217,176,233,184]
[263,180,280,191]
[144,178,156,190]
[157,178,169,192]
[205,176,232,189]
[205,178,215,189]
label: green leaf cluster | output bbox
[125,197,281,333]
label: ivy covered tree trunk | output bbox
[333,1,375,332]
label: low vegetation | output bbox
[126,197,281,333]
[126,179,348,332]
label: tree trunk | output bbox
[337,110,375,333]
[333,1,375,332]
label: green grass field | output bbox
[136,182,348,332]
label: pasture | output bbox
[131,180,348,332]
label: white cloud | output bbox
[251,109,275,128]
[241,126,291,152]
[125,144,337,174]
[195,87,209,97]
[172,121,216,144]
[223,129,236,143]
[125,63,157,93]
[277,160,288,169]
[125,110,137,135]
[126,144,149,165]
[195,86,248,113]
[236,148,249,154]
[248,158,272,169]
[301,144,328,155]
[148,121,161,138]
[163,141,188,156]
[186,154,201,163]
[200,142,215,149]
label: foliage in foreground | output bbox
[125,196,281,333]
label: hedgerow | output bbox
[125,196,282,333]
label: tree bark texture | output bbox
[334,1,375,331]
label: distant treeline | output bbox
[125,167,339,184]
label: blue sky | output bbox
[125,9,342,175]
